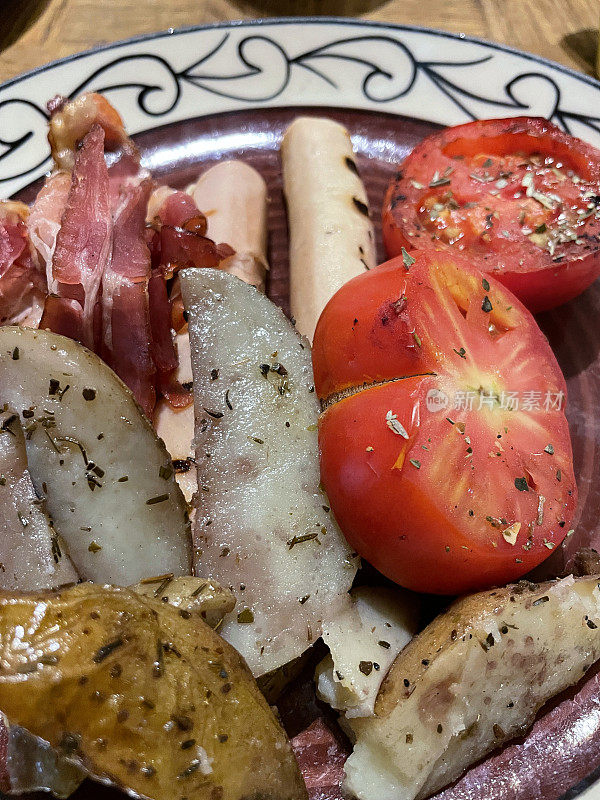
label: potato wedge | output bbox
[3,579,234,798]
[180,269,358,676]
[133,575,236,629]
[0,327,191,584]
[344,575,600,800]
[316,587,419,718]
[0,409,77,590]
[0,583,307,800]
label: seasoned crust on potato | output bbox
[0,583,307,800]
[344,575,600,800]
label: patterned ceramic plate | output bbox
[2,17,600,800]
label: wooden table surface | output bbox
[0,0,598,85]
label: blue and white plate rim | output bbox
[1,16,600,198]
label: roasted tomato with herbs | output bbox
[382,117,600,312]
[313,252,576,595]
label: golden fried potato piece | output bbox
[0,583,307,800]
[132,575,236,629]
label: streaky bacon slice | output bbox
[12,89,239,419]
[107,178,153,282]
[51,124,112,347]
[108,282,156,417]
[0,203,45,326]
[144,188,235,411]
[147,186,207,232]
[0,265,44,328]
[108,152,151,209]
[146,190,197,410]
[0,209,26,279]
[147,229,232,338]
[147,267,193,409]
[39,296,84,342]
[156,189,206,230]
[27,171,71,292]
[147,187,223,277]
[148,269,177,374]
[159,225,230,275]
[102,178,156,416]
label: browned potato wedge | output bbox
[344,575,600,800]
[0,326,191,584]
[132,575,236,629]
[0,583,307,800]
[3,579,235,797]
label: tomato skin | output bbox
[314,251,565,403]
[312,255,418,401]
[319,378,576,595]
[382,117,600,313]
[314,252,576,594]
[485,257,600,313]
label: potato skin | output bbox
[344,575,600,800]
[376,581,530,716]
[132,575,236,629]
[0,583,308,800]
